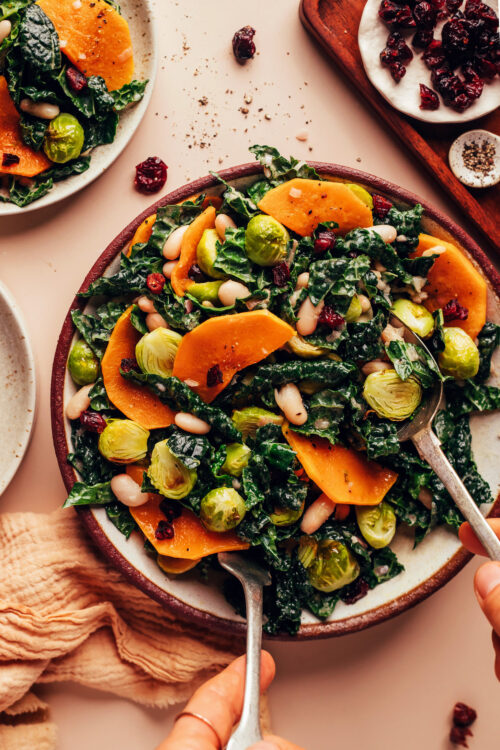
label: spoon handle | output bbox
[226,577,264,750]
[412,427,500,561]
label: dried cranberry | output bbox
[419,82,441,108]
[451,91,472,110]
[79,410,107,433]
[379,1,416,27]
[66,66,87,92]
[272,261,290,287]
[146,272,166,294]
[314,230,336,254]
[412,29,434,47]
[341,578,370,604]
[386,31,414,62]
[453,703,477,727]
[187,263,205,282]
[390,61,407,81]
[464,0,499,29]
[121,357,139,373]
[206,363,223,387]
[423,39,446,67]
[2,152,20,167]
[443,298,469,321]
[155,520,175,540]
[474,55,497,80]
[134,157,167,194]
[450,726,472,748]
[380,47,401,66]
[159,499,182,522]
[318,306,345,328]
[373,194,393,220]
[446,0,462,13]
[232,25,256,63]
[442,17,475,61]
[464,72,484,98]
[431,0,448,20]
[414,1,437,28]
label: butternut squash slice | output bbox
[283,425,398,506]
[101,307,175,429]
[257,178,373,237]
[171,206,216,297]
[37,0,134,91]
[126,465,249,559]
[172,310,295,403]
[412,234,487,339]
[126,213,156,257]
[0,76,51,177]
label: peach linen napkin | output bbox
[0,508,262,749]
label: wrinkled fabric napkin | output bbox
[0,509,253,749]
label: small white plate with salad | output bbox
[0,0,157,214]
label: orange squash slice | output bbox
[171,206,216,297]
[0,76,51,177]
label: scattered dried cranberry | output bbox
[206,363,224,387]
[341,578,370,604]
[450,726,473,747]
[146,273,166,294]
[412,29,434,48]
[318,306,345,329]
[414,1,437,29]
[232,25,256,63]
[431,0,448,20]
[464,0,498,29]
[423,39,447,67]
[446,0,463,13]
[79,410,106,433]
[451,91,472,110]
[443,298,469,321]
[314,230,336,254]
[121,357,139,373]
[155,520,175,540]
[373,194,393,220]
[2,152,20,167]
[453,703,477,727]
[187,263,205,282]
[385,31,414,62]
[66,66,87,92]
[159,499,182,522]
[390,60,407,81]
[462,62,484,98]
[442,17,474,61]
[379,1,416,28]
[134,157,167,194]
[474,55,497,80]
[419,82,441,108]
[272,261,290,287]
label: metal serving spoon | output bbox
[392,313,500,560]
[218,552,271,750]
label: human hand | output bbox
[459,518,500,680]
[156,650,304,750]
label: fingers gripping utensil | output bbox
[218,552,272,749]
[392,314,500,561]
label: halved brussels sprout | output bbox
[188,280,224,303]
[148,439,197,499]
[68,339,99,386]
[135,328,182,379]
[245,214,289,267]
[298,536,360,593]
[288,334,329,359]
[270,500,305,527]
[391,299,434,338]
[157,554,200,575]
[98,419,149,464]
[355,502,396,549]
[347,184,374,209]
[344,295,363,323]
[196,229,226,279]
[363,369,422,421]
[438,327,479,379]
[43,113,84,163]
[231,407,284,440]
[221,443,252,477]
[200,487,246,532]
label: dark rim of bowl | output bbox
[51,161,500,641]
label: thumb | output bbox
[474,562,500,636]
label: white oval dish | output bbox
[358,0,500,124]
[0,280,36,495]
[0,0,158,217]
[449,129,500,188]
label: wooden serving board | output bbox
[300,0,500,256]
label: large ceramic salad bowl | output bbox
[51,150,500,639]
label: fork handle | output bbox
[226,579,264,749]
[412,426,500,561]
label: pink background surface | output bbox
[0,1,498,748]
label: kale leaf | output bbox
[385,340,442,388]
[475,322,500,383]
[213,227,255,284]
[106,502,137,538]
[63,480,114,508]
[111,79,148,111]
[19,4,60,71]
[71,301,127,359]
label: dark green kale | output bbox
[105,502,137,538]
[111,79,148,111]
[382,204,424,255]
[166,427,213,469]
[213,227,255,284]
[88,378,112,411]
[307,255,371,312]
[215,176,259,219]
[475,322,500,383]
[359,419,400,460]
[63,480,114,508]
[336,309,388,361]
[67,421,117,486]
[71,301,128,359]
[249,144,319,183]
[291,388,346,445]
[19,4,60,71]
[385,340,442,389]
[80,254,162,299]
[2,157,90,207]
[144,196,206,256]
[343,229,412,285]
[250,359,355,394]
[444,380,500,416]
[19,113,47,150]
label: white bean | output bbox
[163,225,188,260]
[111,474,150,508]
[422,245,446,257]
[368,225,397,244]
[137,296,156,314]
[215,213,236,242]
[274,383,308,426]
[361,360,392,376]
[381,323,405,345]
[218,280,250,306]
[20,98,60,120]
[175,412,211,434]
[65,383,93,420]
[358,294,371,313]
[146,313,169,331]
[163,261,178,278]
[301,494,335,534]
[0,19,12,44]
[296,272,310,290]
[418,487,433,509]
[296,296,324,336]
